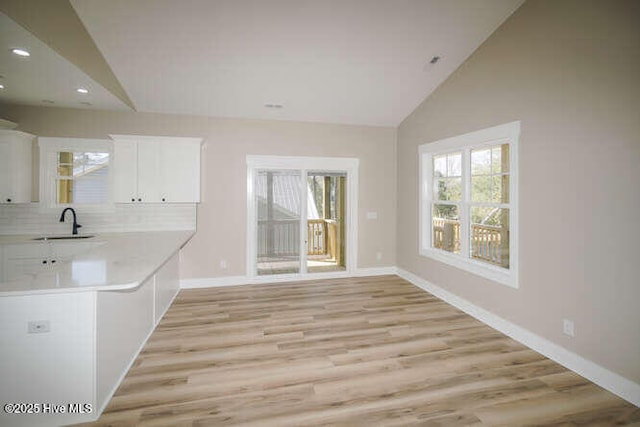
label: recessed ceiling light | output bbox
[0,84,4,90]
[11,48,30,57]
[76,87,89,94]
[264,103,284,109]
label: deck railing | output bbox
[471,223,503,265]
[432,218,506,267]
[307,219,326,255]
[432,218,461,253]
[258,219,337,259]
[257,219,299,257]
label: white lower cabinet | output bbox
[0,251,181,426]
[1,241,101,282]
[2,243,48,281]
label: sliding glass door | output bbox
[255,170,302,275]
[247,156,358,279]
[306,172,347,274]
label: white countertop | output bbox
[0,231,194,296]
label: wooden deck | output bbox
[85,276,639,426]
[258,254,346,275]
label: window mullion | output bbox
[460,148,471,259]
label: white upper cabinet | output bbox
[112,140,138,203]
[160,141,201,203]
[137,141,162,202]
[0,130,35,204]
[111,135,202,203]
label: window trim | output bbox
[38,137,115,211]
[419,121,520,288]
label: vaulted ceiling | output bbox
[0,0,524,126]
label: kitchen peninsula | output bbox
[0,230,193,426]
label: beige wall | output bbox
[0,105,397,278]
[397,0,640,383]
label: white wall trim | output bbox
[245,155,359,279]
[38,137,115,212]
[396,267,640,408]
[180,267,397,289]
[353,266,397,277]
[418,120,520,289]
[181,275,249,289]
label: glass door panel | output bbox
[255,170,301,275]
[306,172,347,273]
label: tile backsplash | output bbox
[0,203,197,235]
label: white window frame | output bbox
[419,121,520,288]
[39,137,115,211]
[246,155,359,281]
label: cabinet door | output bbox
[51,241,101,260]
[5,258,49,280]
[11,136,33,203]
[137,142,163,202]
[3,243,49,280]
[160,141,201,203]
[113,141,138,203]
[0,132,33,204]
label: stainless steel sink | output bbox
[32,235,95,241]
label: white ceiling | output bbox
[0,12,130,111]
[2,1,524,127]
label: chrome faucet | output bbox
[59,207,82,235]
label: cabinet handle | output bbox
[42,260,47,264]
[162,198,166,202]
[138,198,142,202]
[131,198,135,202]
[51,260,56,264]
[6,198,11,203]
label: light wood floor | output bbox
[86,275,640,426]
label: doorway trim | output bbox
[246,155,359,280]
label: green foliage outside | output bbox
[433,145,509,225]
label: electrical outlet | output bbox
[28,320,50,334]
[367,211,378,220]
[562,319,575,337]
[220,259,228,269]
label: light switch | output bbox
[366,211,378,220]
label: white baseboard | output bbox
[396,268,640,408]
[353,266,397,276]
[180,266,639,407]
[180,266,397,289]
[181,275,248,289]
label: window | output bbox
[39,138,113,209]
[56,151,110,204]
[419,121,519,288]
